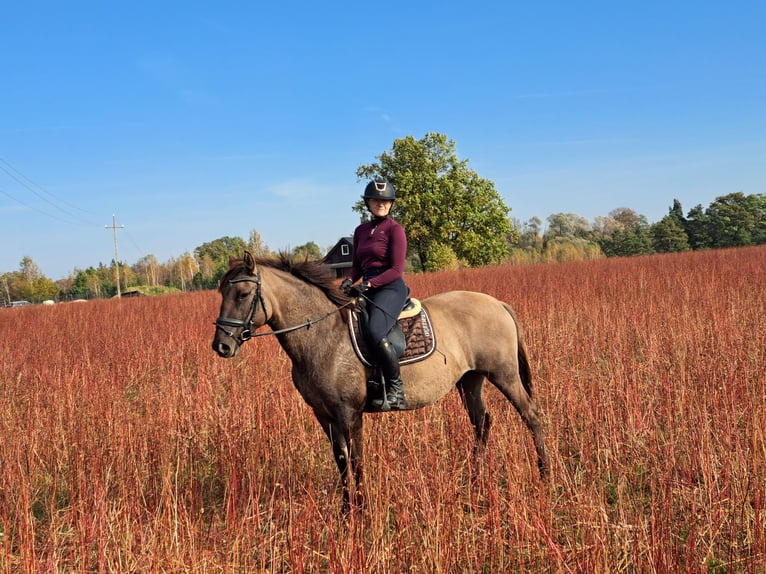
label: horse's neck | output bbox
[261,267,341,359]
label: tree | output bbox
[594,208,654,257]
[19,256,42,283]
[651,216,690,253]
[684,204,711,250]
[423,243,460,271]
[513,217,543,249]
[195,236,248,281]
[748,194,766,244]
[544,213,591,240]
[668,198,685,226]
[1,257,60,302]
[134,254,160,286]
[194,254,218,289]
[292,242,323,261]
[543,237,602,262]
[66,265,114,299]
[706,192,757,248]
[175,251,199,291]
[356,133,512,271]
[27,276,60,301]
[651,201,690,253]
[247,230,272,257]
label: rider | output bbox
[340,179,409,410]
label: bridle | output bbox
[213,269,266,345]
[214,266,355,345]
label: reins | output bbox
[214,268,354,344]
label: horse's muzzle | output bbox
[212,338,239,358]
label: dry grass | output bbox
[1,246,764,573]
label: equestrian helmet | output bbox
[362,180,396,201]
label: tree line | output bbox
[509,192,766,265]
[2,133,764,303]
[1,233,324,304]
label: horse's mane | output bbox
[220,252,351,307]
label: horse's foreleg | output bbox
[347,414,365,510]
[315,412,365,514]
[457,372,491,457]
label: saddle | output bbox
[347,298,436,367]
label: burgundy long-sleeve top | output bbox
[347,216,407,288]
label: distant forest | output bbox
[2,191,764,304]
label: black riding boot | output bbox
[370,337,406,411]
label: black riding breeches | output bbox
[364,277,409,346]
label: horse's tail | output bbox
[503,303,534,398]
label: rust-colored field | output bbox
[1,246,764,572]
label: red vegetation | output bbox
[1,246,764,572]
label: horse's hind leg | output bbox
[457,372,491,457]
[488,367,548,479]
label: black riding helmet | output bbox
[362,180,396,201]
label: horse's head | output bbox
[212,251,265,358]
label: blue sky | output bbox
[1,2,764,279]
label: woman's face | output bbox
[367,198,393,218]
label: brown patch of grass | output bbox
[1,246,764,572]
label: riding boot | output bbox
[370,337,406,411]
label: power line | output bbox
[0,185,84,226]
[0,156,99,226]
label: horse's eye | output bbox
[237,290,251,301]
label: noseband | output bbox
[214,269,266,344]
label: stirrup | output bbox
[370,390,386,409]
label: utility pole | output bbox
[105,214,125,298]
[2,277,10,306]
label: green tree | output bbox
[356,133,512,271]
[292,242,323,261]
[2,257,60,302]
[651,216,690,253]
[194,236,247,282]
[684,204,711,250]
[748,193,766,244]
[705,192,760,248]
[65,265,114,299]
[594,208,654,257]
[668,198,685,226]
[28,276,60,301]
[423,243,460,271]
[651,201,690,253]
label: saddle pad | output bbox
[347,306,436,367]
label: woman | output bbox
[340,180,409,410]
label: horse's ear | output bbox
[243,250,255,274]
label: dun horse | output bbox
[212,252,548,512]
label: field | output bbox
[1,246,764,573]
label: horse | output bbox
[212,251,548,513]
